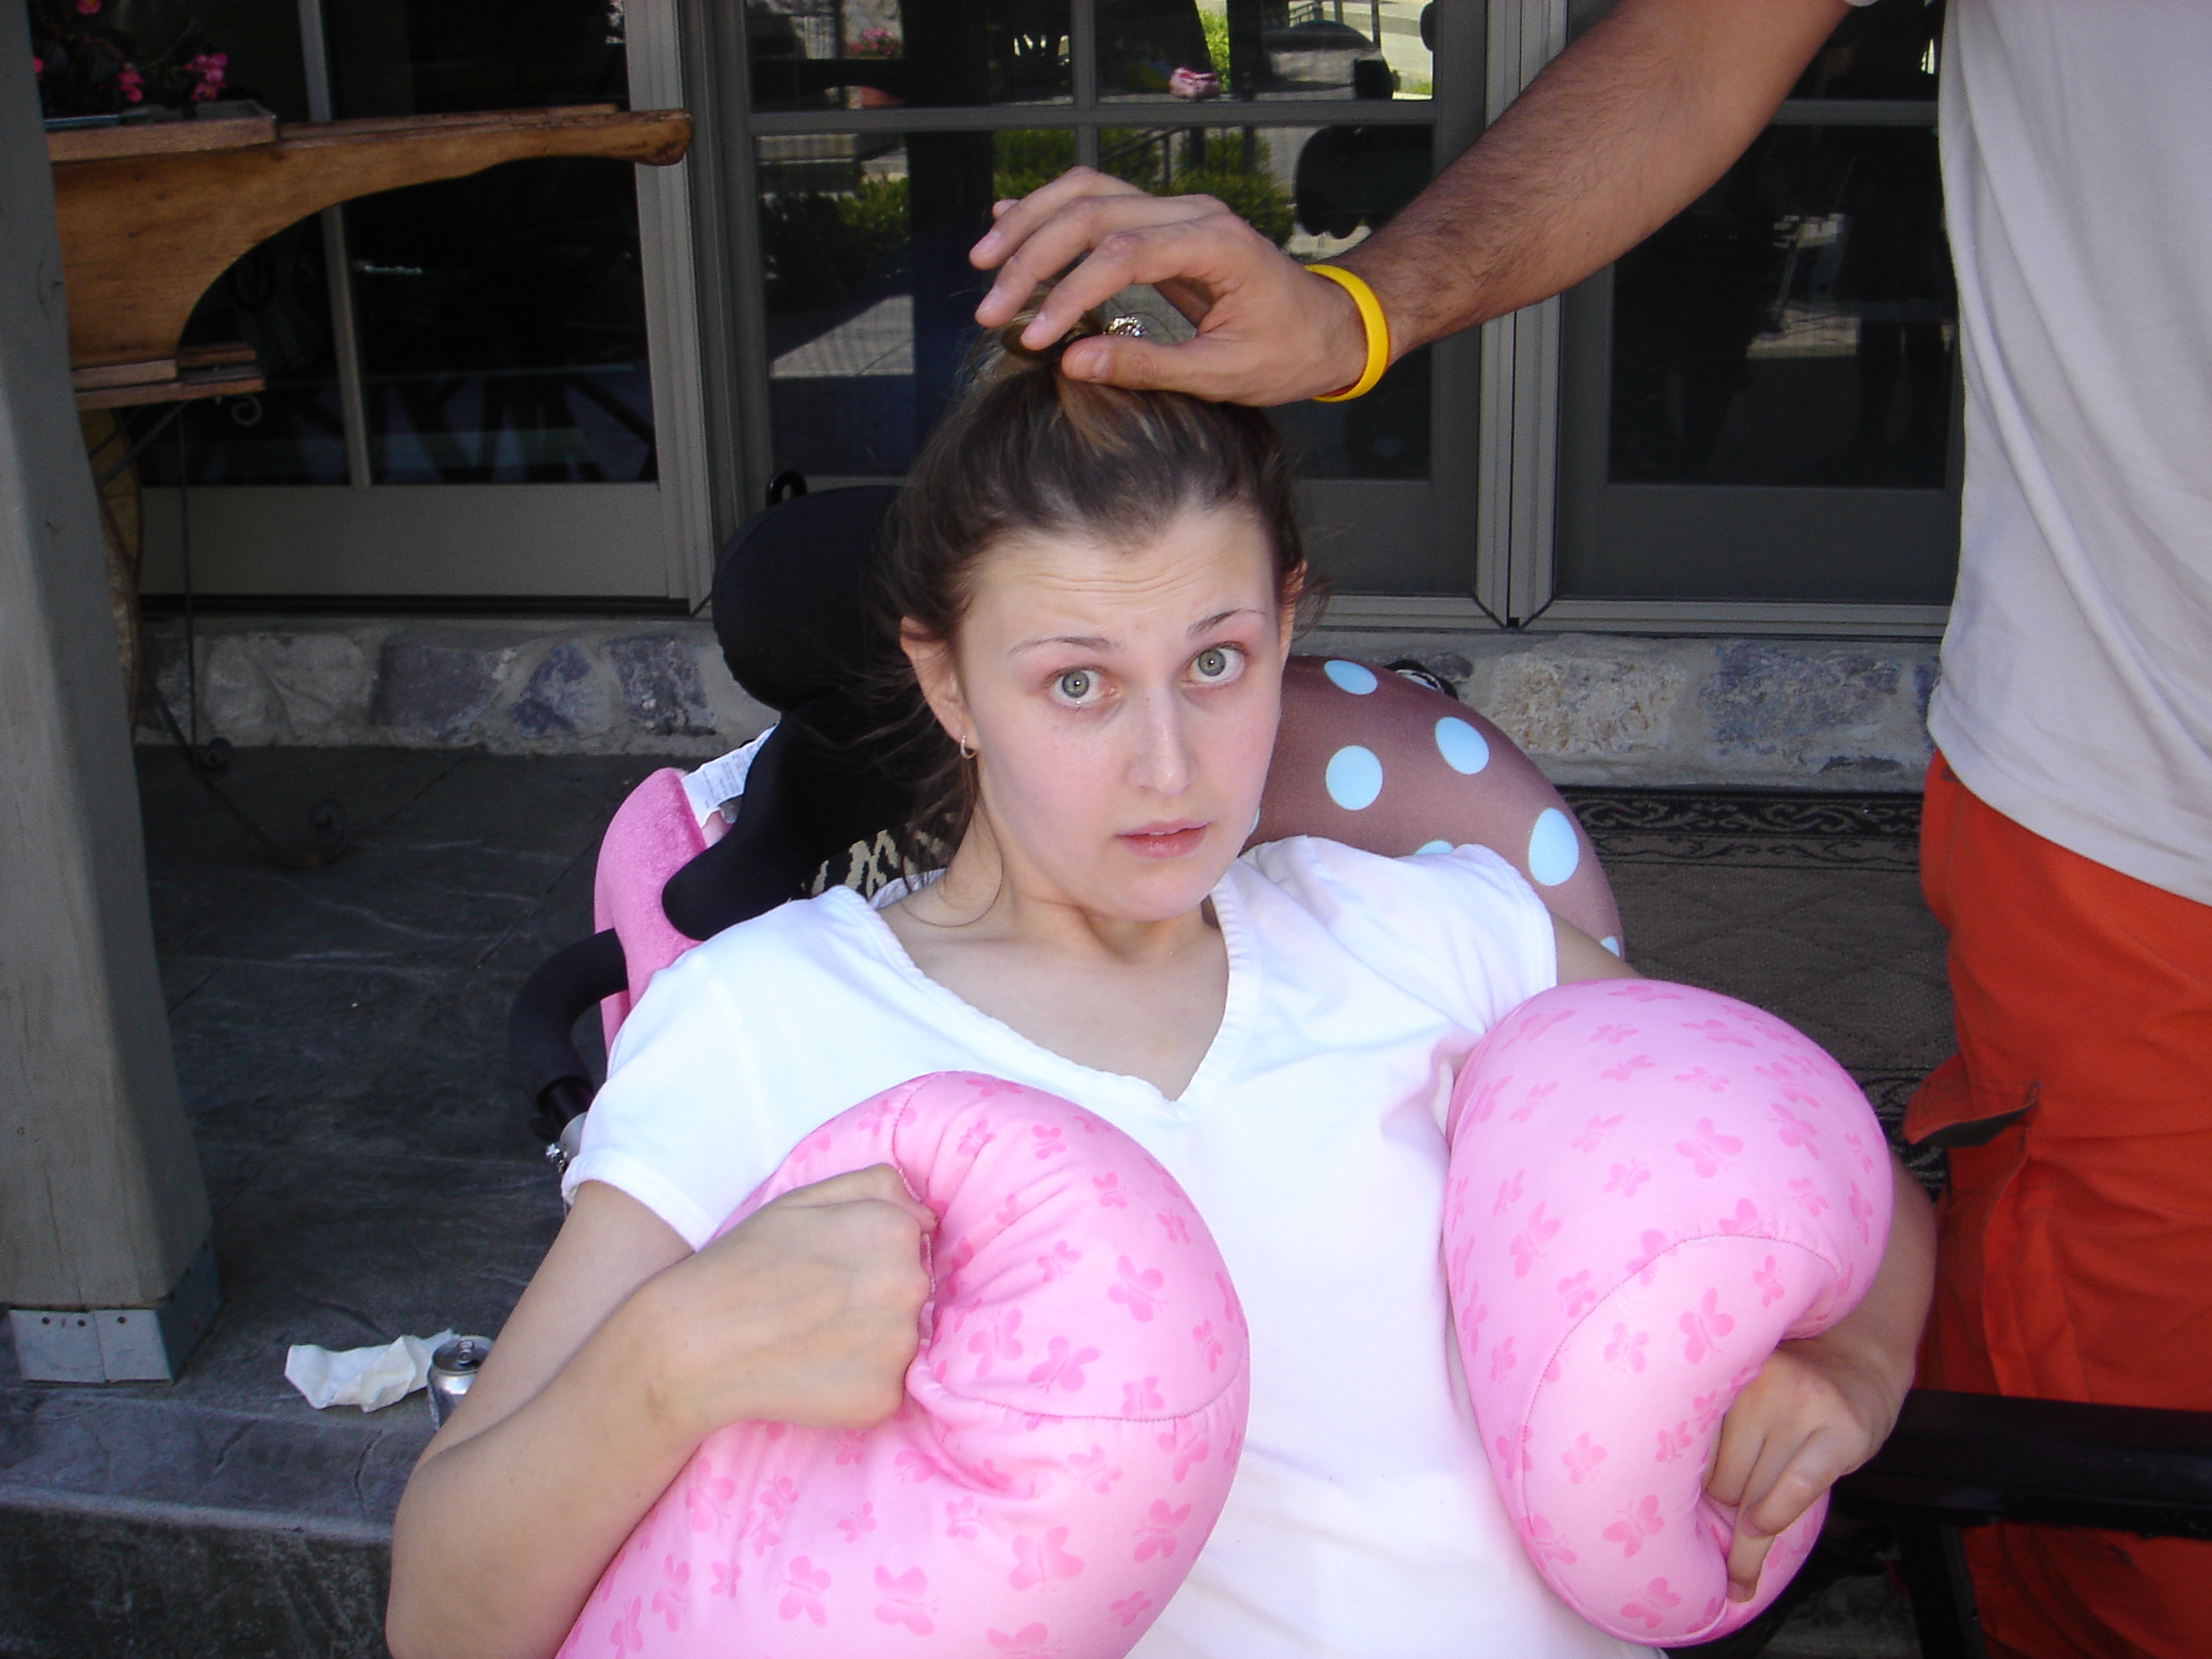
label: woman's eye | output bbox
[1190,645,1243,683]
[1055,668,1097,703]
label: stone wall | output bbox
[137,616,1940,789]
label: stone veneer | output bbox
[137,616,1941,790]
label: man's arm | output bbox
[971,0,1850,404]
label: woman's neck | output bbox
[900,812,1219,968]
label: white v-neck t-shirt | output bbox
[568,837,1647,1658]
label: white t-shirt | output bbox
[568,838,1649,1659]
[1928,0,2212,902]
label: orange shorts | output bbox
[1907,755,2212,1659]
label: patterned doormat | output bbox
[1563,789,1947,1190]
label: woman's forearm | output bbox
[1344,0,1850,358]
[387,1276,707,1659]
[1790,1155,1936,1416]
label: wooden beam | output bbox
[52,105,694,387]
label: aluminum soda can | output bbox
[428,1335,492,1429]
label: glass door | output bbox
[137,0,710,603]
[719,0,1487,597]
[1543,0,1956,631]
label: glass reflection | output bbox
[1097,1,1430,102]
[317,0,655,484]
[746,1,1072,112]
[761,122,1430,480]
[1610,125,1953,490]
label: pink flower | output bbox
[117,64,144,103]
[74,0,101,15]
[187,51,228,102]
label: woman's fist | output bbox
[645,1165,937,1440]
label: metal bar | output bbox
[744,98,1437,137]
[1070,0,1097,113]
[295,0,373,489]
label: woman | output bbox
[387,315,1934,1659]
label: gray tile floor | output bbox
[0,751,1952,1657]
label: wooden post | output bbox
[0,10,215,1378]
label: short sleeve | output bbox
[1241,837,1559,1037]
[562,942,788,1250]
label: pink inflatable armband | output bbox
[1444,981,1891,1645]
[564,1073,1251,1658]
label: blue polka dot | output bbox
[1600,935,1622,958]
[1416,839,1452,856]
[1434,717,1490,775]
[1527,807,1580,887]
[1323,659,1378,695]
[1324,745,1383,811]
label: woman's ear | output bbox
[900,621,971,749]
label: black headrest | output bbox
[708,485,902,713]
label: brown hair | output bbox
[871,305,1318,866]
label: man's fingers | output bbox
[976,194,1249,333]
[1060,331,1285,404]
[969,166,1150,280]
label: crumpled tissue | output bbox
[285,1330,455,1412]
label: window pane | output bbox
[324,0,655,484]
[746,1,1072,113]
[130,0,341,486]
[1789,0,1944,100]
[760,130,1029,476]
[1126,123,1432,479]
[1609,124,1954,491]
[137,218,352,487]
[1099,2,1429,102]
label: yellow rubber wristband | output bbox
[1307,264,1390,402]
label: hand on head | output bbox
[969,166,1374,406]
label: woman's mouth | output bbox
[1118,821,1209,859]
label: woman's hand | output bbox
[648,1164,939,1442]
[1704,1155,1934,1601]
[1704,1323,1908,1600]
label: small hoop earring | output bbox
[958,738,975,760]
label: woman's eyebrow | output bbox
[1010,632,1113,655]
[1189,607,1263,637]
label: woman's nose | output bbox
[1126,689,1196,797]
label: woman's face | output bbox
[907,506,1295,924]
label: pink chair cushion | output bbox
[591,767,708,1045]
[1443,980,1892,1645]
[562,1072,1252,1658]
[1258,656,1621,950]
